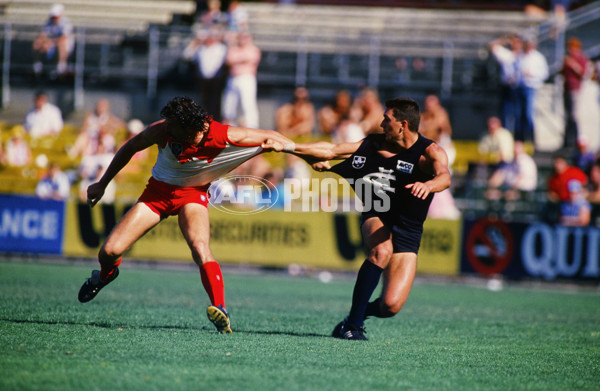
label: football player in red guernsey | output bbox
[78,96,295,334]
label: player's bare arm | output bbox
[227,126,295,151]
[87,123,159,206]
[405,142,451,200]
[285,140,363,171]
[292,140,362,161]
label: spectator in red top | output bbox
[548,155,588,202]
[560,37,590,150]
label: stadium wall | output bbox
[1,194,598,281]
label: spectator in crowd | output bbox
[518,36,548,143]
[317,89,352,136]
[352,87,384,135]
[198,0,227,28]
[261,170,286,210]
[559,179,591,226]
[419,94,455,166]
[560,37,591,150]
[32,3,74,77]
[284,153,311,184]
[547,155,588,203]
[0,135,5,166]
[587,157,600,204]
[331,108,365,144]
[226,0,249,31]
[427,188,461,220]
[5,126,32,167]
[69,99,125,158]
[221,31,261,128]
[275,86,315,138]
[419,94,452,142]
[489,34,523,134]
[77,137,116,204]
[478,116,515,165]
[35,162,71,201]
[183,28,228,120]
[117,119,148,175]
[23,91,63,138]
[485,141,538,201]
[280,154,311,211]
[573,136,596,175]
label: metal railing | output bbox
[1,2,598,110]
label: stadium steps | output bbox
[246,3,547,57]
[1,0,195,30]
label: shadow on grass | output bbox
[1,318,330,339]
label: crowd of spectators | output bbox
[1,1,599,226]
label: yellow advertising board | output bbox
[63,201,460,275]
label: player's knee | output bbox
[381,298,406,317]
[368,244,393,267]
[381,298,405,317]
[98,245,121,262]
[189,240,213,263]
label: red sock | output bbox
[99,257,121,281]
[199,261,225,307]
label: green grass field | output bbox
[1,260,599,391]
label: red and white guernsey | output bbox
[151,120,262,187]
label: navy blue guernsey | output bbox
[330,133,435,224]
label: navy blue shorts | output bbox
[360,212,424,254]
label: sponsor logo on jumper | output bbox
[396,160,414,174]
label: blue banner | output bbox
[0,195,65,254]
[461,217,600,280]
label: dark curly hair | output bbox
[160,96,212,131]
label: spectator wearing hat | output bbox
[32,3,74,76]
[560,37,591,150]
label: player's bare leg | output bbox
[333,217,391,340]
[79,202,161,303]
[178,203,232,333]
[368,252,418,317]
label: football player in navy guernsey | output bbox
[288,97,451,340]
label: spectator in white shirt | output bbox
[478,116,515,165]
[486,141,538,201]
[489,34,523,134]
[24,91,63,138]
[5,126,32,167]
[183,29,227,120]
[517,36,549,143]
[36,162,71,201]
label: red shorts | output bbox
[138,177,210,217]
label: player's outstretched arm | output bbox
[292,140,362,161]
[87,123,158,207]
[405,143,452,200]
[227,126,296,151]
